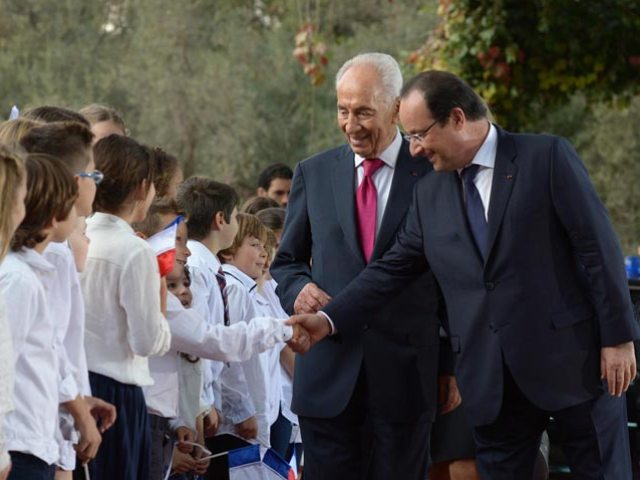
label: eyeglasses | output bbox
[77,170,104,185]
[402,119,439,144]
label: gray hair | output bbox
[335,53,403,107]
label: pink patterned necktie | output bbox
[356,158,385,263]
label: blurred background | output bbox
[0,0,638,252]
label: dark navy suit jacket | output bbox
[272,139,446,422]
[323,127,639,426]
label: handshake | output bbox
[283,282,334,354]
[284,313,332,354]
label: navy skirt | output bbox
[86,372,150,480]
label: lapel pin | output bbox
[410,171,418,177]
[505,174,514,180]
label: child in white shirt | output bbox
[256,208,301,463]
[177,177,256,448]
[218,213,281,447]
[0,153,98,480]
[145,194,301,477]
[81,135,171,480]
[0,147,27,480]
[20,119,117,478]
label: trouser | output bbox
[299,370,432,480]
[149,414,174,480]
[473,366,632,480]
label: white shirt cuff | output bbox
[317,311,336,334]
[282,324,294,342]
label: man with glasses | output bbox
[271,54,456,480]
[290,70,639,479]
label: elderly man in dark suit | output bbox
[289,70,639,479]
[271,54,455,480]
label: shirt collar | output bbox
[187,240,222,271]
[221,264,257,292]
[354,128,402,169]
[15,247,55,273]
[471,123,498,169]
[457,122,498,176]
[87,212,135,235]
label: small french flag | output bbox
[147,215,183,277]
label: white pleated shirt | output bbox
[81,213,171,386]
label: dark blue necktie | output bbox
[461,164,488,259]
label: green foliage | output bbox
[531,95,640,253]
[0,0,438,192]
[413,0,640,130]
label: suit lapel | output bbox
[371,141,425,261]
[332,147,364,264]
[485,128,518,264]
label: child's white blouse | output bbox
[0,291,14,471]
[81,212,171,386]
[0,249,61,464]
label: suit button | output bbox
[485,282,495,290]
[363,324,369,331]
[489,323,496,332]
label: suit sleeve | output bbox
[271,163,313,314]
[549,136,638,346]
[323,185,431,337]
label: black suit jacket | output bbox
[272,140,445,422]
[324,127,639,426]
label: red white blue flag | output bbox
[147,215,183,277]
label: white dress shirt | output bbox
[0,293,14,471]
[165,289,293,430]
[320,131,404,335]
[218,264,274,447]
[459,123,498,219]
[144,289,294,419]
[254,290,283,428]
[172,355,206,433]
[186,240,226,410]
[354,129,402,235]
[44,242,90,399]
[263,279,298,426]
[81,213,171,386]
[43,241,93,470]
[0,249,61,464]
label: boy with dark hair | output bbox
[177,177,257,448]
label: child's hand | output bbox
[74,410,102,464]
[203,408,220,438]
[175,426,196,453]
[194,454,210,475]
[85,396,117,433]
[234,415,258,440]
[171,449,198,474]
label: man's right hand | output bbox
[286,314,332,353]
[294,283,331,314]
[234,416,258,440]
